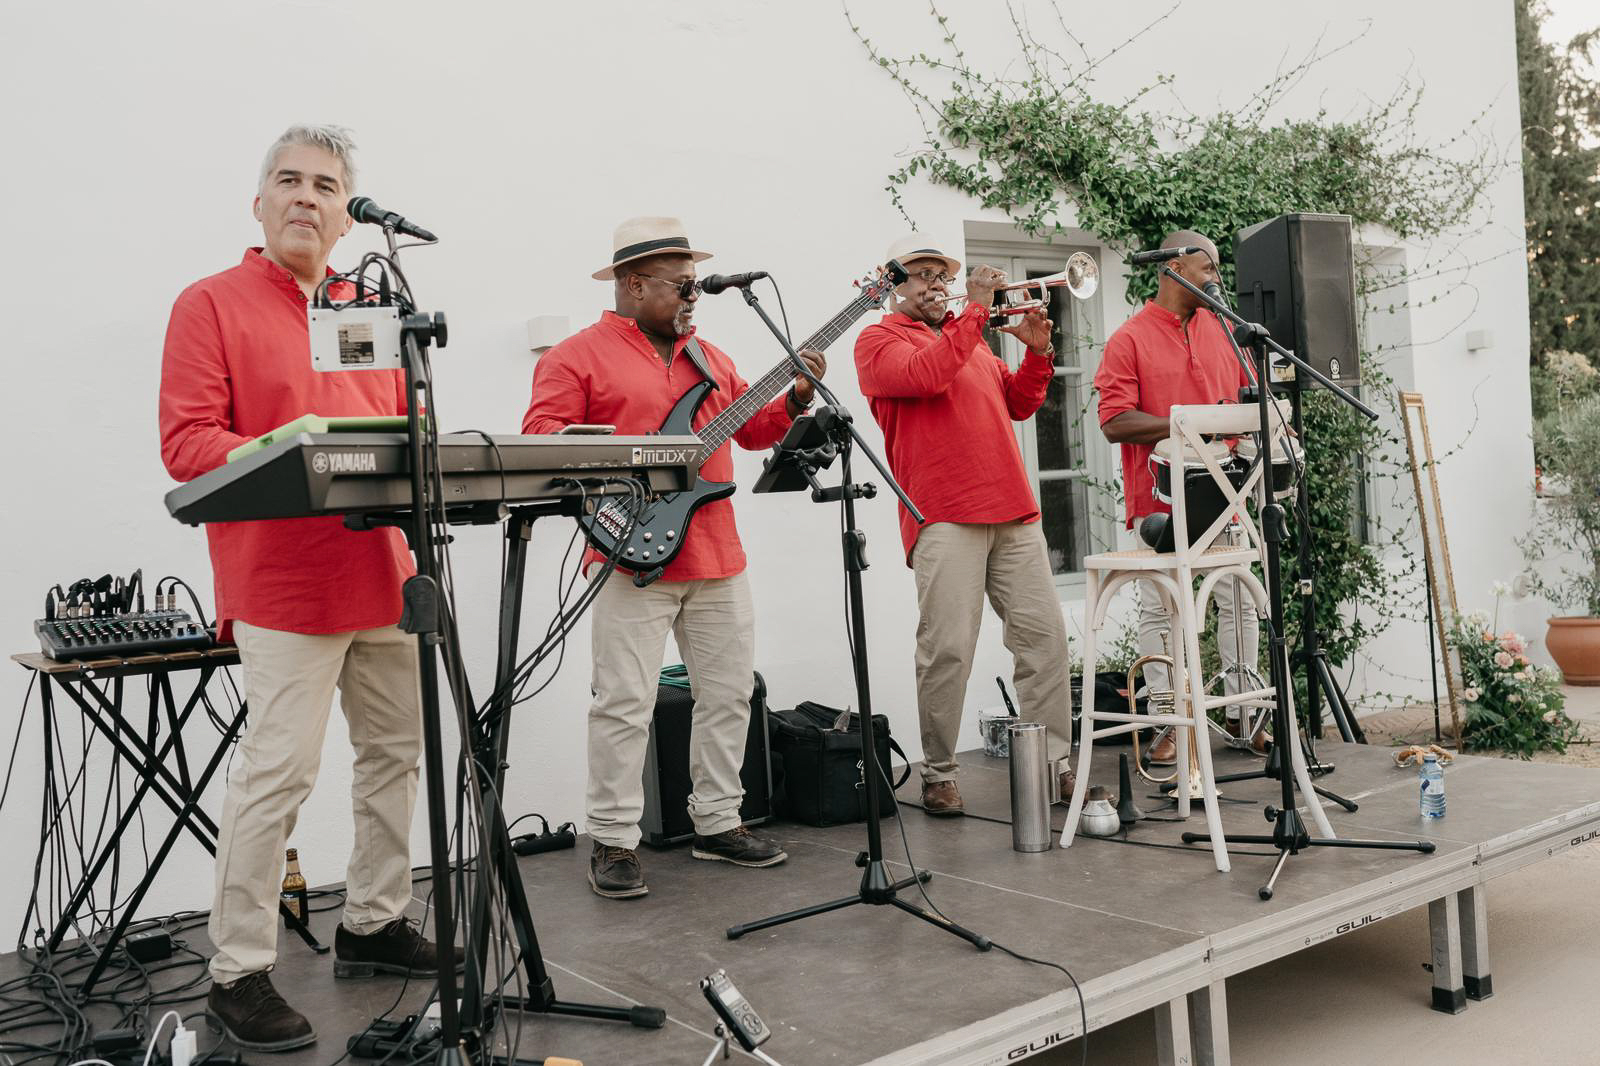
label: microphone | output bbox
[1203,281,1226,305]
[699,271,770,294]
[1129,246,1201,265]
[347,196,438,242]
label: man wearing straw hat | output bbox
[854,234,1075,817]
[524,217,825,899]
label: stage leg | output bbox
[1188,978,1230,1066]
[1428,894,1467,1014]
[1154,994,1194,1066]
[1458,884,1493,1000]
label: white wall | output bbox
[0,0,1531,931]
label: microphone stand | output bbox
[1159,267,1433,901]
[724,285,991,950]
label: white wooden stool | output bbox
[1061,402,1333,872]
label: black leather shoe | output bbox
[333,917,448,978]
[691,826,787,868]
[207,971,316,1052]
[589,841,648,899]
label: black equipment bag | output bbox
[767,701,910,827]
[640,669,772,847]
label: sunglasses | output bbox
[635,273,702,300]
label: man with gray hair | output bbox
[159,124,443,1052]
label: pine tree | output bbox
[1519,0,1600,364]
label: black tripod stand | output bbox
[722,289,990,951]
[1161,268,1434,900]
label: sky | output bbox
[1539,0,1598,47]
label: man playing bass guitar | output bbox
[523,216,823,900]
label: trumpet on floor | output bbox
[935,251,1100,321]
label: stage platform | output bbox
[10,740,1598,1066]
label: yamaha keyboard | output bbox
[165,432,701,525]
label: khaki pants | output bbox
[1137,575,1260,705]
[587,572,755,849]
[911,521,1073,783]
[209,621,421,983]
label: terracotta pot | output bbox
[1545,616,1600,685]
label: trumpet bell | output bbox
[1062,250,1099,300]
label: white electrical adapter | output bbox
[169,1021,198,1066]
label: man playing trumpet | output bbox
[854,235,1075,816]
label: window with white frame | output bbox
[966,239,1116,583]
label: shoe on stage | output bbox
[207,970,316,1052]
[692,825,788,868]
[589,841,649,899]
[333,916,453,978]
[920,779,965,816]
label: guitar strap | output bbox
[680,335,720,391]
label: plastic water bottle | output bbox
[1419,753,1446,818]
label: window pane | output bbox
[1036,376,1078,471]
[1040,477,1090,575]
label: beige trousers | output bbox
[911,521,1074,783]
[1137,575,1260,705]
[209,621,421,983]
[587,572,755,849]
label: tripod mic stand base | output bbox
[726,860,991,951]
[1183,804,1436,900]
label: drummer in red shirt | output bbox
[159,125,443,1053]
[1093,230,1265,761]
[855,235,1075,817]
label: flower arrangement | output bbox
[1449,606,1578,757]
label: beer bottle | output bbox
[280,848,308,926]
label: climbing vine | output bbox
[850,1,1508,698]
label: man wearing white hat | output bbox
[523,217,825,898]
[854,235,1075,816]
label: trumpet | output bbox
[934,251,1100,317]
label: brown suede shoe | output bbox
[207,971,315,1052]
[921,780,964,815]
[333,917,450,978]
[1146,731,1178,766]
[1230,715,1272,755]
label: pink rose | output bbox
[1494,650,1514,669]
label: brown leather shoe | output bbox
[1146,732,1178,766]
[588,841,648,899]
[1056,768,1077,803]
[921,780,964,815]
[1230,715,1272,755]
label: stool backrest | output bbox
[1164,402,1290,562]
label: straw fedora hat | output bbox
[884,234,961,278]
[593,216,714,281]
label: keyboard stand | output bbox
[13,647,328,994]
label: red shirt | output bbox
[159,249,415,637]
[854,303,1052,561]
[1093,301,1252,528]
[522,310,793,581]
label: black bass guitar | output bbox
[579,261,908,584]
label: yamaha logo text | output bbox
[311,451,378,475]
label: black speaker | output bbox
[640,671,773,847]
[1234,213,1360,388]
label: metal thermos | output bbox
[1008,722,1052,852]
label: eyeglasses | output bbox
[635,273,702,300]
[910,268,956,286]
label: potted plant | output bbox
[1524,392,1600,683]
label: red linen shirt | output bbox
[1093,301,1252,528]
[521,310,793,581]
[854,303,1052,562]
[159,249,415,637]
